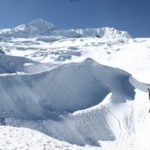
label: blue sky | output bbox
[0,0,150,37]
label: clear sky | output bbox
[0,0,150,37]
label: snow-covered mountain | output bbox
[0,19,130,39]
[0,19,58,38]
[0,19,150,150]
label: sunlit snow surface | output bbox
[0,19,150,149]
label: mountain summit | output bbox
[15,18,58,34]
[28,18,56,29]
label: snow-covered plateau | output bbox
[0,19,150,150]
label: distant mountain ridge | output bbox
[0,19,131,39]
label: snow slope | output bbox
[1,124,149,150]
[0,126,98,150]
[0,19,150,149]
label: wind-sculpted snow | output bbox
[0,58,141,146]
[0,58,135,119]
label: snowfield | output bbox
[0,19,150,150]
